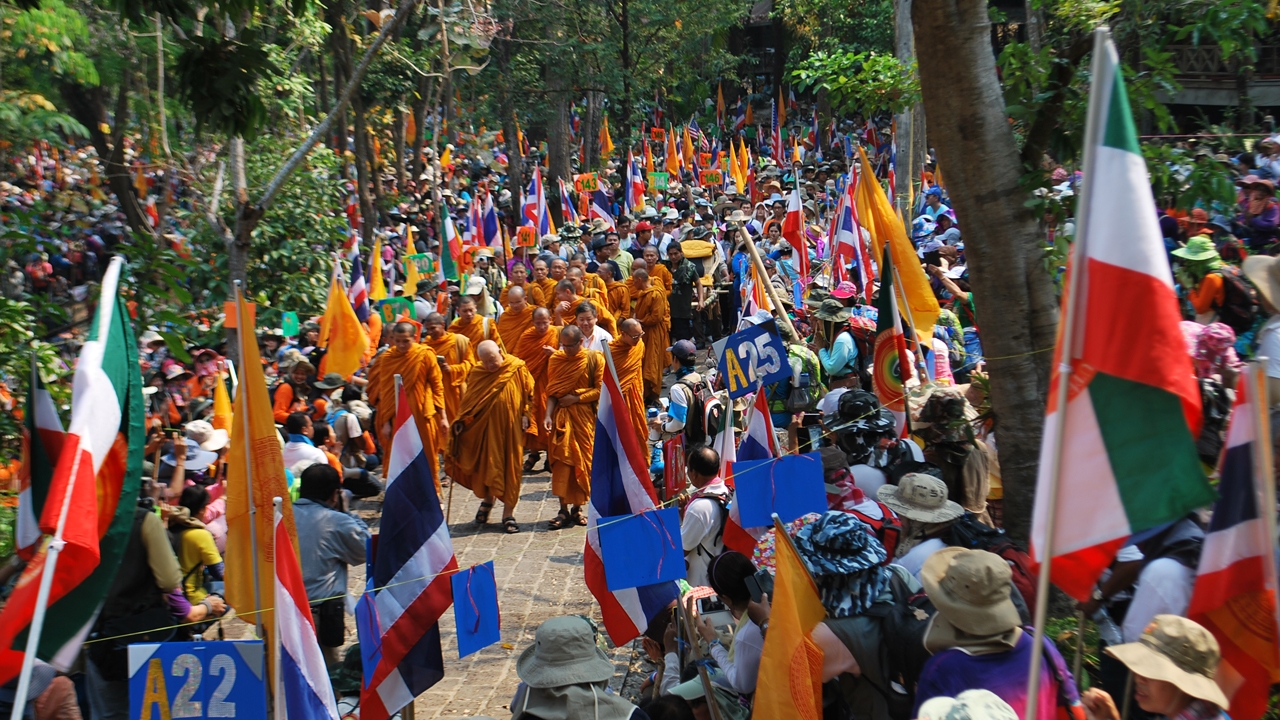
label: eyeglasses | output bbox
[626,331,644,340]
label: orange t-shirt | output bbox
[1187,272,1224,315]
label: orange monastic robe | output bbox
[545,349,602,506]
[650,263,673,294]
[634,285,671,400]
[605,280,631,320]
[499,282,545,308]
[425,332,473,478]
[497,304,535,349]
[366,343,446,484]
[452,356,536,506]
[608,336,649,455]
[449,314,504,357]
[512,325,560,452]
[585,273,607,297]
[537,278,560,308]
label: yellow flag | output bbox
[599,116,615,158]
[754,517,825,720]
[777,87,787,127]
[318,263,368,379]
[681,126,694,167]
[644,141,655,175]
[665,129,681,176]
[211,370,232,432]
[440,144,453,167]
[729,142,743,195]
[853,146,939,336]
[738,137,751,184]
[224,289,297,654]
[368,236,387,301]
[404,252,421,295]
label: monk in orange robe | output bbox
[423,313,473,476]
[511,308,559,470]
[624,258,648,314]
[498,262,546,308]
[541,258,569,309]
[543,325,602,529]
[609,318,649,455]
[452,340,536,533]
[567,268,617,335]
[497,284,536,344]
[632,269,670,402]
[366,322,448,484]
[532,259,559,308]
[598,263,631,320]
[642,246,673,293]
[449,295,504,357]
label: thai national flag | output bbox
[522,166,553,235]
[559,178,581,225]
[733,98,746,134]
[625,151,646,214]
[347,240,371,323]
[482,193,501,248]
[589,189,616,231]
[781,184,808,277]
[585,347,680,645]
[1187,376,1280,720]
[722,391,776,555]
[361,384,458,720]
[274,507,341,720]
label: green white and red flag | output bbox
[0,256,145,678]
[1030,36,1217,602]
[17,359,64,561]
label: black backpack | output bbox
[942,514,1040,616]
[675,379,713,446]
[860,569,936,720]
[1196,376,1232,465]
[1212,266,1259,334]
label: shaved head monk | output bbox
[497,284,535,348]
[598,262,631,320]
[533,259,557,309]
[366,321,447,484]
[449,295,503,358]
[452,340,536,533]
[543,325,603,530]
[423,312,473,479]
[512,307,559,472]
[609,318,649,454]
[499,262,545,308]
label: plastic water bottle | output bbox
[1094,608,1123,647]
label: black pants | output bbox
[312,597,346,648]
[670,318,695,343]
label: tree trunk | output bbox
[617,0,632,148]
[318,54,330,146]
[353,95,376,243]
[584,90,604,170]
[546,62,572,222]
[912,0,1059,543]
[393,107,407,194]
[409,75,433,183]
[893,0,923,216]
[494,30,523,209]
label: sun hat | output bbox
[515,616,614,689]
[830,281,859,300]
[792,511,891,617]
[1171,236,1219,262]
[315,372,347,390]
[877,473,964,524]
[813,298,852,322]
[1243,254,1280,308]
[164,364,192,381]
[819,388,849,420]
[1105,614,1229,709]
[463,276,487,296]
[921,547,1021,638]
[560,224,582,238]
[184,419,229,453]
[917,690,1018,720]
[139,329,165,347]
[162,438,219,469]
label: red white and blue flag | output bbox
[589,190,616,231]
[347,242,371,323]
[274,506,341,720]
[482,193,501,249]
[722,390,776,555]
[781,184,808,278]
[770,101,784,162]
[361,384,458,720]
[522,166,553,235]
[559,178,581,225]
[625,151,646,215]
[1187,375,1280,720]
[585,347,680,645]
[733,98,746,134]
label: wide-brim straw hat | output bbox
[877,473,964,524]
[921,547,1022,638]
[516,616,613,689]
[1243,254,1280,309]
[1105,614,1229,709]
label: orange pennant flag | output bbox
[754,517,824,720]
[318,262,369,379]
[211,369,233,431]
[666,128,681,176]
[682,126,695,167]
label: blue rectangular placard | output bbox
[451,561,502,657]
[598,507,686,591]
[732,452,827,528]
[129,640,267,720]
[717,322,792,399]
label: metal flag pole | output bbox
[1024,26,1111,720]
[234,281,266,641]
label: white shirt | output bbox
[1257,316,1280,382]
[1122,558,1195,643]
[895,538,947,582]
[682,483,729,587]
[709,617,765,695]
[282,440,327,471]
[850,465,888,497]
[583,327,614,353]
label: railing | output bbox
[1168,44,1280,78]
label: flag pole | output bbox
[1247,360,1280,650]
[737,226,799,342]
[4,258,128,720]
[234,281,267,641]
[1024,26,1111,720]
[272,496,284,720]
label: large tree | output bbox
[911,0,1060,543]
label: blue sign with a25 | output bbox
[717,322,791,399]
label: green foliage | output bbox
[174,30,277,140]
[0,0,99,85]
[0,91,89,145]
[777,0,893,65]
[790,51,920,117]
[1142,144,1238,213]
[1173,0,1269,63]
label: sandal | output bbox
[503,517,520,534]
[547,508,572,530]
[570,507,588,526]
[523,455,537,473]
[474,501,494,525]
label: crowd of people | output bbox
[2,114,1274,720]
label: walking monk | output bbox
[598,263,631,320]
[543,325,603,530]
[449,295,503,357]
[366,322,448,483]
[452,340,536,534]
[567,267,617,335]
[497,285,535,346]
[642,246,673,293]
[512,308,559,472]
[609,318,649,454]
[632,269,670,403]
[424,313,472,477]
[499,262,545,308]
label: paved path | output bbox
[350,470,635,719]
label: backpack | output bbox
[675,379,712,446]
[784,356,816,413]
[847,501,903,560]
[1196,377,1232,465]
[860,568,937,720]
[1212,266,1259,334]
[942,513,1040,614]
[845,319,876,382]
[692,493,730,556]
